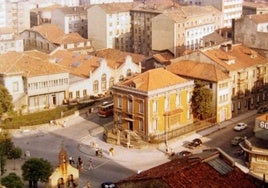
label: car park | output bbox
[233,122,247,131]
[231,136,244,146]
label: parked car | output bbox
[185,138,202,149]
[233,122,247,131]
[101,182,116,188]
[178,150,192,157]
[257,105,268,114]
[231,136,244,146]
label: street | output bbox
[8,110,260,187]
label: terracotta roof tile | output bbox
[166,60,229,82]
[0,51,66,77]
[96,2,135,13]
[120,68,188,91]
[202,44,267,71]
[53,33,88,44]
[248,14,268,24]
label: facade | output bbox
[0,0,34,34]
[240,138,268,183]
[243,1,268,15]
[0,51,69,113]
[178,0,243,28]
[50,48,143,101]
[87,3,133,52]
[0,27,23,54]
[166,60,232,123]
[130,0,179,56]
[20,24,92,53]
[112,68,194,141]
[51,6,89,38]
[48,146,79,187]
[175,43,268,117]
[30,5,62,27]
[234,14,268,57]
[151,5,222,57]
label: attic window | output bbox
[129,82,136,88]
[71,61,81,67]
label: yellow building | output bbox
[112,68,194,141]
[47,146,79,188]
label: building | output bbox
[111,68,194,142]
[47,145,79,187]
[243,1,268,15]
[0,0,34,34]
[116,148,258,188]
[87,3,134,52]
[130,0,180,56]
[166,60,232,123]
[51,6,89,38]
[234,14,268,57]
[50,48,143,101]
[0,51,69,113]
[30,4,62,27]
[0,27,23,54]
[178,0,243,28]
[151,5,222,57]
[20,24,92,53]
[173,43,268,117]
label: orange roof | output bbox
[248,14,268,24]
[0,51,66,77]
[53,33,88,44]
[202,44,267,72]
[166,60,229,82]
[121,68,188,92]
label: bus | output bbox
[97,101,114,117]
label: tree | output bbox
[0,84,13,116]
[7,146,22,170]
[191,81,213,120]
[1,172,24,188]
[22,158,53,188]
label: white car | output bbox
[233,122,247,131]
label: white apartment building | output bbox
[0,27,23,54]
[151,5,222,56]
[87,3,133,51]
[52,6,88,38]
[179,0,243,28]
[0,0,35,34]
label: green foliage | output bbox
[191,81,213,120]
[1,172,24,188]
[22,158,53,183]
[7,147,22,160]
[0,84,13,116]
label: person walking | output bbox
[88,158,93,170]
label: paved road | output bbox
[7,110,258,187]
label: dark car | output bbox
[101,182,116,188]
[231,136,244,146]
[178,150,192,157]
[185,138,202,149]
[257,106,268,114]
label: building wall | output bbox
[0,33,24,54]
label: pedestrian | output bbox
[88,158,93,170]
[77,156,83,170]
[69,156,74,165]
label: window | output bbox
[164,96,169,111]
[109,77,114,88]
[76,91,80,98]
[83,89,87,97]
[101,74,107,91]
[128,98,133,113]
[12,82,18,92]
[139,100,144,113]
[119,75,124,82]
[69,92,73,99]
[118,96,122,108]
[176,93,181,107]
[93,80,99,93]
[139,119,144,131]
[153,119,158,131]
[127,69,132,77]
[153,100,157,113]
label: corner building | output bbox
[112,68,194,141]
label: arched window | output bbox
[109,77,114,88]
[127,69,132,77]
[93,80,99,93]
[119,75,124,82]
[101,74,107,91]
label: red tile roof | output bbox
[117,149,257,188]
